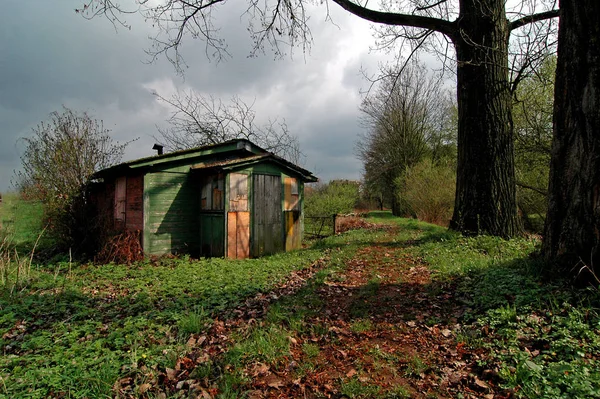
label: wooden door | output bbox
[253,174,283,257]
[227,173,250,259]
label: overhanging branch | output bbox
[510,9,560,32]
[331,0,457,40]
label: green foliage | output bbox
[397,159,456,225]
[304,180,360,217]
[340,377,382,398]
[513,57,556,232]
[177,306,213,336]
[357,61,456,214]
[16,107,132,253]
[0,247,324,398]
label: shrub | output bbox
[398,160,456,226]
[304,180,360,217]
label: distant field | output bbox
[0,192,45,245]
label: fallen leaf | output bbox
[138,383,151,394]
[441,329,452,337]
[346,369,357,378]
[267,379,284,389]
[165,367,176,381]
[474,377,489,389]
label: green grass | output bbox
[0,247,325,398]
[0,193,46,245]
[1,207,599,398]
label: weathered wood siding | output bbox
[252,174,283,257]
[143,172,199,255]
[284,177,302,251]
[125,174,144,231]
[227,173,251,259]
[227,211,250,259]
[199,173,225,257]
[199,213,224,257]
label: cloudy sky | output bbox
[0,0,406,192]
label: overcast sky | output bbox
[0,0,403,192]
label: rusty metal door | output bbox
[252,174,283,257]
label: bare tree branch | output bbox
[153,90,303,164]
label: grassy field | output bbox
[0,202,599,398]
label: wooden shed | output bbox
[92,139,318,259]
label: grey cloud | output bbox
[0,0,394,192]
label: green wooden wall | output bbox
[143,170,199,255]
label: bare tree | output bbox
[154,90,303,164]
[17,107,131,251]
[542,0,600,277]
[79,0,560,237]
[357,60,455,215]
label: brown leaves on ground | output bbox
[95,230,143,264]
[114,234,512,399]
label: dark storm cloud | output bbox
[0,0,396,192]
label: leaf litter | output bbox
[114,227,516,399]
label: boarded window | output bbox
[201,174,224,210]
[229,173,249,211]
[115,176,126,221]
[284,177,300,211]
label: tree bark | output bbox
[449,0,522,237]
[542,0,600,272]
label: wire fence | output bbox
[304,214,337,239]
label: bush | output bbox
[304,180,360,217]
[16,107,131,255]
[398,160,456,226]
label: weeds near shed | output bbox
[0,226,45,294]
[95,230,143,264]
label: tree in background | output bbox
[304,180,360,218]
[513,56,555,232]
[80,0,558,238]
[154,91,303,164]
[356,61,456,216]
[16,107,130,252]
[543,0,600,277]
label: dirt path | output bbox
[247,240,505,398]
[139,229,510,399]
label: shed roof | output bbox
[191,153,318,182]
[93,139,318,182]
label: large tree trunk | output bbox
[449,0,522,237]
[542,0,600,272]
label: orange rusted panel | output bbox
[284,177,299,211]
[285,211,301,251]
[236,211,250,259]
[227,212,237,259]
[227,211,251,259]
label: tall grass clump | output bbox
[0,232,40,295]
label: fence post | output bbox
[333,214,337,235]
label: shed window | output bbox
[201,174,224,210]
[284,177,300,211]
[115,176,126,221]
[229,173,249,211]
